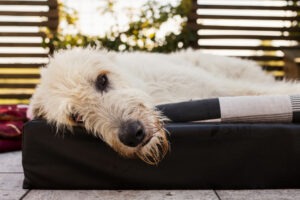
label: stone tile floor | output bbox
[1,151,300,200]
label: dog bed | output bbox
[22,95,300,189]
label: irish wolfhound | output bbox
[29,48,300,165]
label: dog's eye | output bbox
[96,74,109,91]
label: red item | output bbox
[0,105,27,121]
[0,105,29,152]
[0,121,23,138]
[0,139,22,153]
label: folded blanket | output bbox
[0,139,22,153]
[0,121,23,138]
[0,105,27,121]
[157,95,300,123]
[0,105,28,153]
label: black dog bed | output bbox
[22,96,300,189]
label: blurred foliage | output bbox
[57,1,78,25]
[288,0,300,37]
[42,0,197,53]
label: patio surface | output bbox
[1,151,300,200]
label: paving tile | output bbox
[217,189,300,200]
[24,190,218,200]
[0,173,27,200]
[0,151,23,173]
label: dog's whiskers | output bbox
[137,128,169,165]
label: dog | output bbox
[29,48,300,165]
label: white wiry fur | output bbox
[30,48,300,165]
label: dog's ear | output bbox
[28,87,46,119]
[29,103,45,119]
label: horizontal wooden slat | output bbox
[237,56,283,61]
[0,94,32,99]
[0,53,48,57]
[0,32,45,37]
[0,10,58,18]
[0,63,45,68]
[0,0,56,102]
[0,79,40,84]
[0,99,29,104]
[0,21,58,28]
[197,45,300,50]
[187,24,300,32]
[191,14,300,21]
[272,71,285,77]
[275,76,284,80]
[0,43,42,47]
[262,65,284,71]
[198,35,300,40]
[0,1,51,6]
[0,83,36,88]
[196,5,300,11]
[0,74,40,78]
[187,0,294,80]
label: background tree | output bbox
[42,0,196,53]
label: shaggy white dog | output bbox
[29,48,300,165]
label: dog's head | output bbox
[29,48,169,165]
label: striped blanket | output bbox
[157,95,300,123]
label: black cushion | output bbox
[22,120,300,189]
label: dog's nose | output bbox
[119,120,145,147]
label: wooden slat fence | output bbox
[187,0,300,79]
[1,0,300,104]
[0,0,58,104]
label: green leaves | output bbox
[43,0,196,53]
